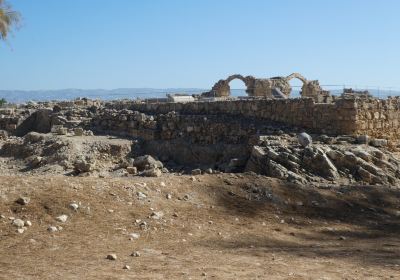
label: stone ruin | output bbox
[1,76,400,186]
[202,72,332,102]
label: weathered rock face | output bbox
[245,136,400,186]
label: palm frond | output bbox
[0,0,20,40]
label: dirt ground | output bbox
[0,173,400,279]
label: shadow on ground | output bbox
[205,176,400,266]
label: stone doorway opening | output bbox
[228,78,247,97]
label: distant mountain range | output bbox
[0,88,207,103]
[0,88,399,104]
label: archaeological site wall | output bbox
[102,97,400,141]
[2,97,400,143]
[354,97,400,140]
[104,98,359,136]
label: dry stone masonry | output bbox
[202,72,331,102]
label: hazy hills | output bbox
[0,88,399,104]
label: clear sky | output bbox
[1,0,399,90]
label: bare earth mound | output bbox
[1,174,399,279]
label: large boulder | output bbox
[74,158,95,173]
[132,155,163,171]
[303,147,338,179]
[15,109,53,136]
[297,132,312,147]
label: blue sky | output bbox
[0,0,399,90]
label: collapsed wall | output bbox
[91,110,274,166]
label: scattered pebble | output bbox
[15,196,30,205]
[123,265,130,270]
[12,219,25,228]
[69,203,79,211]
[17,228,26,234]
[166,193,172,199]
[137,192,147,199]
[56,214,68,223]
[150,211,164,220]
[131,251,141,257]
[47,226,58,232]
[129,232,140,240]
[106,254,117,260]
[25,220,32,227]
[139,221,148,230]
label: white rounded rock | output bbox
[129,233,140,239]
[56,214,68,223]
[12,219,25,228]
[47,226,58,232]
[69,203,79,211]
[297,132,312,147]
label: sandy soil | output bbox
[0,173,400,279]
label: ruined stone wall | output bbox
[355,97,400,140]
[0,108,30,132]
[91,110,263,145]
[104,98,360,136]
[4,97,400,142]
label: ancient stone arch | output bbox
[286,73,308,84]
[284,73,328,101]
[202,73,332,102]
[206,74,256,97]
